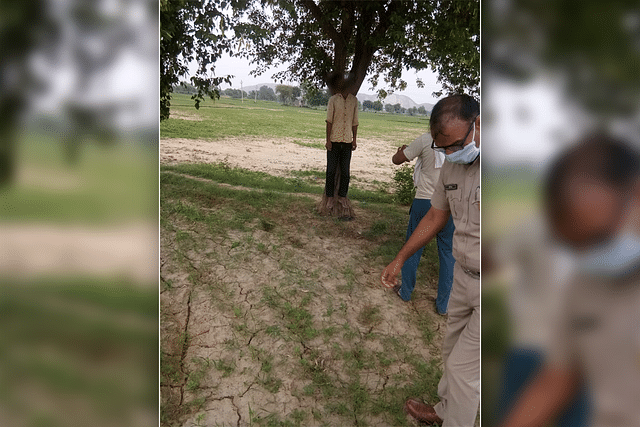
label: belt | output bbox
[462,267,480,280]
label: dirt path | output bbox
[0,222,157,284]
[161,136,400,187]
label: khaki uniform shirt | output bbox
[402,133,441,200]
[326,93,359,143]
[550,275,640,427]
[431,156,480,272]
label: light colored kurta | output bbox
[326,93,359,143]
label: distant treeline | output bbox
[174,82,429,115]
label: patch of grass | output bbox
[338,266,356,293]
[186,358,212,391]
[292,139,325,149]
[364,220,389,238]
[357,305,382,327]
[2,133,156,223]
[212,358,236,378]
[283,302,318,340]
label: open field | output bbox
[161,96,450,426]
[161,95,429,192]
[1,134,158,427]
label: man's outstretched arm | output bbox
[381,206,450,287]
[500,366,581,427]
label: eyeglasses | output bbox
[431,116,477,153]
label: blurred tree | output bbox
[258,85,277,101]
[385,104,394,113]
[362,100,374,111]
[372,100,383,111]
[292,86,302,101]
[174,81,199,94]
[485,0,640,116]
[0,0,56,185]
[235,0,479,97]
[61,0,145,164]
[160,0,239,120]
[223,88,247,98]
[418,105,427,115]
[276,84,295,104]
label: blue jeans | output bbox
[398,198,455,313]
[325,142,352,197]
[497,348,591,427]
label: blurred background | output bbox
[482,0,640,425]
[0,0,158,426]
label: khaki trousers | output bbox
[433,262,480,426]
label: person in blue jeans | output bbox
[392,133,455,314]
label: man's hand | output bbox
[392,145,409,165]
[352,140,357,151]
[326,141,332,151]
[381,258,404,288]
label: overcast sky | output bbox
[192,53,446,105]
[483,74,583,166]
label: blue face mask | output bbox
[575,231,640,278]
[445,124,479,164]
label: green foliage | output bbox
[160,0,238,119]
[487,0,640,115]
[393,164,416,205]
[223,88,248,99]
[235,1,479,96]
[275,85,301,105]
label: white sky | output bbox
[483,74,584,166]
[192,53,446,105]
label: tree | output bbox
[485,0,640,116]
[362,100,374,111]
[235,1,479,97]
[160,0,239,120]
[292,86,302,101]
[276,84,295,105]
[223,88,247,99]
[0,0,53,185]
[393,103,402,114]
[174,81,199,95]
[301,81,330,107]
[418,105,427,115]
[384,104,394,113]
[258,85,277,101]
[372,100,383,112]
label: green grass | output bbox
[2,133,157,223]
[2,279,157,426]
[162,94,428,146]
[162,161,394,204]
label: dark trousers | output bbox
[325,142,352,197]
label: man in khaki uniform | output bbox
[382,94,480,426]
[500,135,640,427]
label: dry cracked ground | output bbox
[160,138,450,427]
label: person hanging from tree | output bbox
[317,72,358,219]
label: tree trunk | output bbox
[317,165,356,219]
